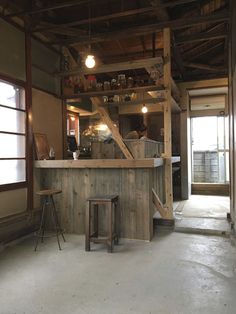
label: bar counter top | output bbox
[35,157,180,169]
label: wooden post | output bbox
[163,28,173,219]
[25,30,33,211]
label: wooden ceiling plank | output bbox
[183,61,225,72]
[4,0,92,17]
[31,0,198,33]
[52,11,229,46]
[176,31,227,45]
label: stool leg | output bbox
[51,196,66,242]
[34,198,47,251]
[85,201,91,251]
[94,204,99,237]
[114,200,119,245]
[51,196,62,250]
[107,201,113,253]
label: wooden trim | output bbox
[0,131,26,136]
[0,72,26,87]
[0,181,27,192]
[34,158,166,168]
[25,31,34,212]
[0,158,26,160]
[0,104,25,112]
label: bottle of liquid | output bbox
[49,147,55,160]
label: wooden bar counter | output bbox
[35,157,180,241]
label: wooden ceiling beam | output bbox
[176,31,227,45]
[52,11,229,46]
[183,62,225,72]
[31,0,198,33]
[151,0,187,80]
[4,0,93,17]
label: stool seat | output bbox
[34,188,65,251]
[85,195,119,253]
[36,189,62,196]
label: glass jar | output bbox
[127,77,134,88]
[96,82,103,91]
[118,74,126,89]
[111,78,117,90]
[104,81,111,90]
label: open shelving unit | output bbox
[60,27,181,220]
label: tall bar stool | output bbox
[85,195,119,253]
[35,189,65,251]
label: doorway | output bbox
[191,116,229,185]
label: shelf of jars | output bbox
[63,84,166,99]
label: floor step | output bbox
[174,217,232,237]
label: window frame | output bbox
[0,77,28,192]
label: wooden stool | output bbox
[34,189,65,251]
[85,195,119,253]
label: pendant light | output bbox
[141,104,148,113]
[85,6,95,69]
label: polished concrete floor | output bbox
[1,232,236,314]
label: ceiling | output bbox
[0,0,230,82]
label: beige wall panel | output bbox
[32,88,63,159]
[0,189,27,219]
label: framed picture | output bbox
[34,133,50,160]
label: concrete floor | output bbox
[1,232,236,314]
[175,195,230,219]
[174,195,231,236]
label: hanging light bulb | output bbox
[85,54,95,68]
[141,104,148,113]
[85,6,96,69]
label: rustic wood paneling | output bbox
[40,167,165,240]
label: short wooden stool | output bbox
[85,195,119,253]
[34,189,65,251]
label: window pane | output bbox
[0,107,25,133]
[0,81,25,109]
[192,117,217,151]
[0,160,25,184]
[225,116,229,150]
[0,134,25,158]
[217,117,224,150]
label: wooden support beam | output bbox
[183,62,225,73]
[32,0,198,33]
[171,77,181,102]
[152,188,168,218]
[4,0,92,17]
[176,31,227,45]
[163,28,173,219]
[57,57,163,77]
[91,97,134,159]
[50,11,229,46]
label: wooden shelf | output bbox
[63,85,165,99]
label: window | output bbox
[191,116,229,184]
[0,80,26,186]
